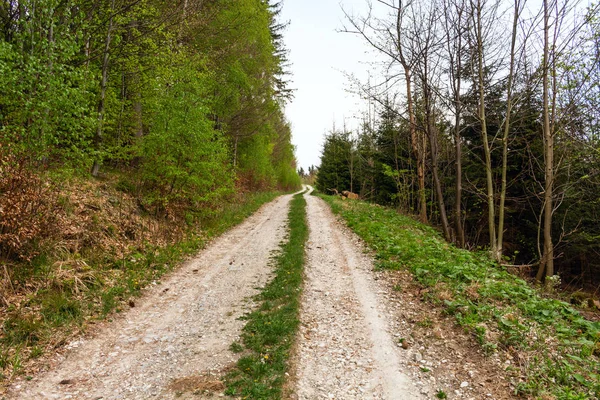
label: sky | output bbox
[280,0,378,171]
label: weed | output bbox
[2,314,42,346]
[436,389,447,399]
[57,195,74,215]
[101,286,126,315]
[420,367,431,373]
[230,342,244,353]
[29,346,43,359]
[0,348,24,376]
[0,351,8,369]
[10,352,22,374]
[417,317,433,328]
[40,291,81,326]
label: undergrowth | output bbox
[321,195,600,400]
[225,191,308,399]
[0,185,280,383]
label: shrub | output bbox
[0,145,58,260]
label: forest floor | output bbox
[4,189,516,400]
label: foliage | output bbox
[316,130,355,193]
[0,3,96,166]
[226,191,308,399]
[137,54,234,216]
[0,0,299,217]
[321,194,600,399]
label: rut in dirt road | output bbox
[5,193,297,400]
[293,190,424,400]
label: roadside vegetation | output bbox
[226,191,308,399]
[0,179,281,383]
[317,0,600,293]
[321,194,600,399]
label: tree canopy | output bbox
[321,0,600,287]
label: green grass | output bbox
[0,191,281,380]
[320,195,600,400]
[225,191,308,399]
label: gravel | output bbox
[5,193,295,400]
[5,188,516,400]
[292,189,426,399]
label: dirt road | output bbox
[6,193,295,399]
[293,188,423,399]
[7,188,509,399]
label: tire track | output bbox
[6,194,295,400]
[293,191,423,399]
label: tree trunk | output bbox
[91,0,116,177]
[497,0,520,260]
[474,0,497,257]
[537,0,554,281]
[404,66,427,222]
[427,104,452,242]
[443,0,466,247]
[395,5,427,222]
[453,9,465,247]
[420,48,451,242]
[233,135,239,168]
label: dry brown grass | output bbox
[169,375,226,394]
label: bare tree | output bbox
[536,0,559,281]
[442,0,468,247]
[467,0,502,257]
[342,0,428,222]
[497,0,525,260]
[412,0,452,241]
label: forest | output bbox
[316,0,600,290]
[0,0,300,260]
[0,0,301,377]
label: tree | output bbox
[468,0,502,258]
[442,0,468,247]
[316,130,354,193]
[342,0,428,222]
[412,0,452,241]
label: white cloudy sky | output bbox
[281,0,380,171]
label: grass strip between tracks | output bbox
[225,191,308,399]
[319,194,599,399]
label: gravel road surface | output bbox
[292,189,424,400]
[6,188,511,400]
[6,193,295,399]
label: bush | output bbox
[0,145,58,260]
